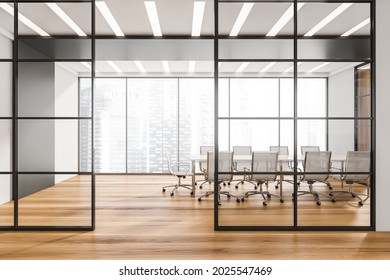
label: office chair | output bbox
[232,146,253,188]
[195,146,214,189]
[197,151,240,204]
[241,151,284,206]
[269,146,300,189]
[162,149,192,196]
[329,151,370,206]
[301,146,332,190]
[295,151,336,206]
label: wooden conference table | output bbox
[189,154,347,196]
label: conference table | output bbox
[189,154,347,196]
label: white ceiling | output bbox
[0,1,370,75]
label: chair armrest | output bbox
[170,162,191,174]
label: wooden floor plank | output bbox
[0,175,387,260]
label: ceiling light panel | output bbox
[341,18,370,37]
[229,3,254,36]
[134,61,146,73]
[267,3,305,36]
[162,61,170,73]
[307,62,330,73]
[96,1,124,36]
[0,3,50,36]
[260,62,276,73]
[107,61,122,73]
[46,3,86,36]
[236,62,250,73]
[192,1,206,36]
[189,61,196,73]
[144,1,162,36]
[304,3,353,37]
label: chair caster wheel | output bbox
[254,186,258,189]
[358,201,364,206]
[352,194,356,198]
[241,181,244,184]
[329,192,333,196]
[316,201,321,206]
[228,182,231,185]
[297,182,300,186]
[236,198,240,203]
[190,191,194,195]
[241,198,245,202]
[223,183,226,186]
[227,195,231,198]
[331,198,336,203]
[328,186,333,190]
[280,199,284,203]
[162,188,166,192]
[267,194,271,198]
[235,185,239,189]
[198,197,202,202]
[292,198,295,202]
[262,201,267,206]
[275,186,279,189]
[170,192,174,196]
[195,182,197,185]
[199,186,203,189]
[205,193,209,197]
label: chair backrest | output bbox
[344,151,370,181]
[233,146,252,155]
[270,146,289,156]
[303,151,331,181]
[165,149,174,175]
[301,146,320,155]
[251,151,278,182]
[207,151,233,182]
[200,146,214,155]
[199,146,214,172]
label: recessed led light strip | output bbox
[192,1,205,37]
[46,3,86,36]
[341,18,370,37]
[134,61,146,73]
[107,61,122,73]
[304,3,353,37]
[267,3,305,37]
[229,3,254,37]
[260,62,276,73]
[236,62,249,73]
[283,62,303,73]
[0,3,49,36]
[96,1,124,36]
[307,62,330,73]
[145,1,162,36]
[162,61,170,72]
[189,61,196,73]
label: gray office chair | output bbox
[269,146,300,188]
[198,151,240,204]
[232,146,253,188]
[295,151,336,206]
[330,151,370,206]
[195,146,214,189]
[301,146,320,155]
[301,146,332,190]
[241,151,284,206]
[162,149,192,196]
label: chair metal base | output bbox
[197,183,241,205]
[241,182,284,206]
[162,176,192,196]
[294,184,336,206]
[329,184,369,206]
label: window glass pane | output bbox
[179,79,214,162]
[230,78,279,118]
[218,78,229,118]
[280,78,294,118]
[127,79,178,173]
[95,79,126,173]
[230,120,278,150]
[297,120,326,152]
[297,78,326,117]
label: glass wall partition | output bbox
[0,1,95,230]
[0,1,13,228]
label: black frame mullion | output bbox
[2,0,95,231]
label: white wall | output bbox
[0,34,12,205]
[376,0,390,231]
[328,68,355,155]
[54,64,79,183]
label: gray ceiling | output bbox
[0,1,370,75]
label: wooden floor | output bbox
[0,175,389,260]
